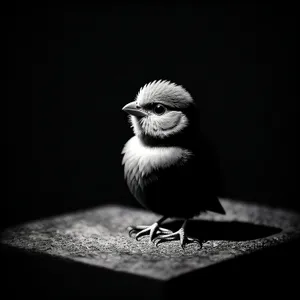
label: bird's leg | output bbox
[128,216,172,242]
[153,220,203,250]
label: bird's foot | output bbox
[153,227,203,250]
[128,223,173,242]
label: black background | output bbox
[3,2,298,229]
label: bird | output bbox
[121,80,225,249]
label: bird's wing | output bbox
[140,145,226,217]
[183,147,226,215]
[190,135,226,215]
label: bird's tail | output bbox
[206,196,226,215]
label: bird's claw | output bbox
[153,228,203,250]
[128,223,173,242]
[128,225,148,238]
[182,236,203,250]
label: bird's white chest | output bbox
[121,136,192,191]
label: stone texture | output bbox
[1,198,300,298]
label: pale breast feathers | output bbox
[121,136,192,196]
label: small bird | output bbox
[121,80,225,249]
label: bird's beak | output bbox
[122,101,147,117]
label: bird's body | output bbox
[122,135,193,217]
[122,135,224,218]
[121,80,225,248]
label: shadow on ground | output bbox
[161,220,281,241]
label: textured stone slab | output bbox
[1,198,300,298]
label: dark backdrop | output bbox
[3,2,298,229]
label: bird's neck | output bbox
[139,127,197,149]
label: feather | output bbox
[136,80,194,109]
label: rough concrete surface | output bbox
[1,198,300,283]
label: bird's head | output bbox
[122,80,197,144]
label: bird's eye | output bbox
[153,104,166,115]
